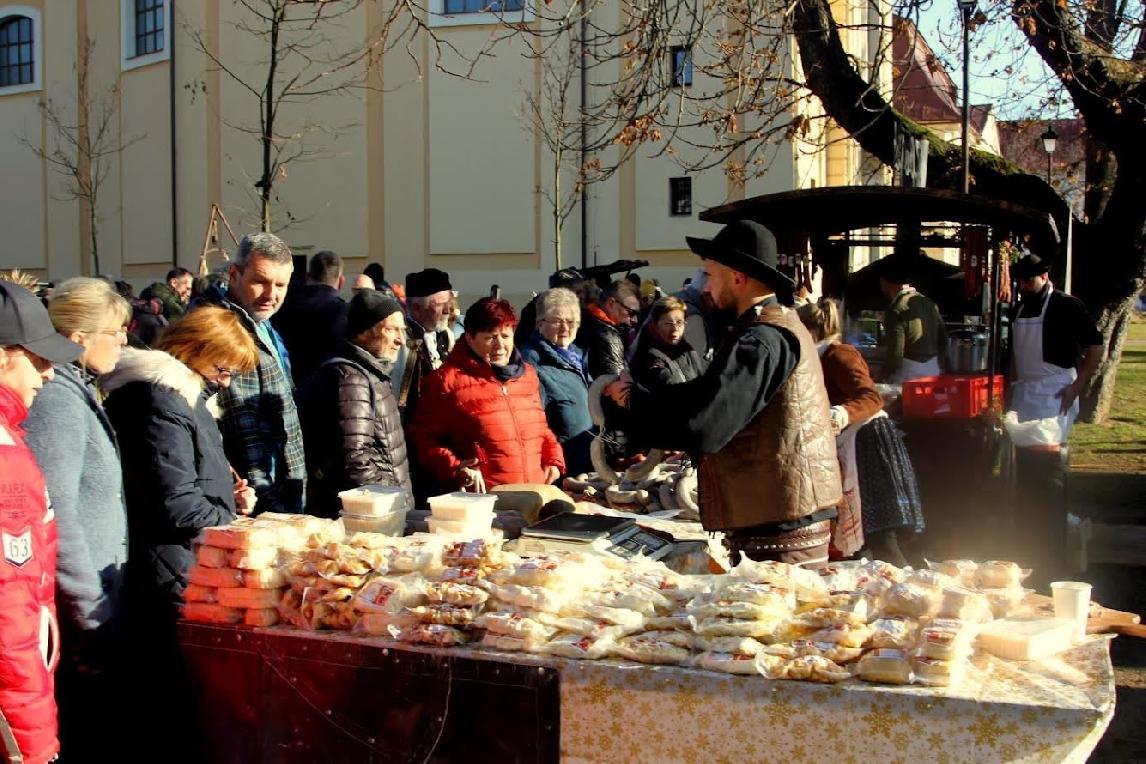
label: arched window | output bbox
[0,14,34,88]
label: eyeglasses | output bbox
[215,365,239,379]
[543,318,580,328]
[657,320,686,329]
[618,304,640,318]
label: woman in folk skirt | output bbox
[797,298,925,566]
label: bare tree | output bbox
[20,37,141,275]
[187,0,494,233]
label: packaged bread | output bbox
[387,535,445,573]
[542,632,615,660]
[792,640,864,665]
[928,559,978,587]
[578,605,645,631]
[918,618,975,661]
[912,655,967,687]
[982,586,1028,619]
[908,569,956,590]
[188,565,244,589]
[730,558,829,604]
[183,584,217,603]
[629,568,711,606]
[856,648,913,684]
[216,586,284,610]
[181,602,242,624]
[817,565,862,593]
[393,623,469,646]
[868,617,919,650]
[347,532,403,550]
[937,586,990,622]
[773,618,822,643]
[976,561,1028,589]
[480,632,546,653]
[407,604,481,626]
[585,586,672,616]
[442,539,503,570]
[491,584,569,613]
[695,651,761,675]
[693,636,764,656]
[611,636,691,666]
[195,545,229,569]
[228,547,280,570]
[435,566,485,586]
[425,581,489,607]
[692,615,783,640]
[488,556,564,587]
[809,623,873,649]
[882,583,939,618]
[688,600,784,621]
[243,568,287,589]
[474,612,556,642]
[715,582,796,613]
[644,613,691,631]
[354,576,425,614]
[533,613,627,641]
[198,521,282,551]
[782,654,852,684]
[244,608,280,627]
[758,643,799,659]
[624,629,693,649]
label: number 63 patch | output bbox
[3,529,33,567]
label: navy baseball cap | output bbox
[0,282,83,363]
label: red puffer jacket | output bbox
[409,344,565,489]
[0,383,60,764]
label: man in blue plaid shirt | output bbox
[203,232,307,514]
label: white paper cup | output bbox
[1050,581,1092,643]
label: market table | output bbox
[178,622,1115,764]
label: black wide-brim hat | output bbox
[686,220,796,296]
[1012,254,1050,279]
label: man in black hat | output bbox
[877,255,946,384]
[298,290,412,518]
[1009,254,1102,429]
[606,220,842,566]
[394,268,455,418]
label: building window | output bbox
[670,177,692,217]
[0,15,32,87]
[670,45,693,87]
[133,0,164,57]
[121,0,170,70]
[443,0,523,13]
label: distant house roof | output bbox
[892,16,990,138]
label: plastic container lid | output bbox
[339,485,409,516]
[428,492,498,521]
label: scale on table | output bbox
[515,513,673,561]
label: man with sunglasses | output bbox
[578,279,641,379]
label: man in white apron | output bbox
[877,256,946,384]
[1008,254,1103,443]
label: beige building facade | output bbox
[0,0,889,302]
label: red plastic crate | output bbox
[901,374,1005,419]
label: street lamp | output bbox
[1040,124,1058,185]
[957,0,977,194]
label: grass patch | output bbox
[1070,313,1146,475]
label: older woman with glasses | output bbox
[520,288,595,476]
[630,296,706,388]
[23,277,131,758]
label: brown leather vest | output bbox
[698,305,843,531]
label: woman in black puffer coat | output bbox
[298,290,412,518]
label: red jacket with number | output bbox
[408,344,565,489]
[0,383,60,764]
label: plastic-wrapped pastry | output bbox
[215,587,282,610]
[792,640,864,665]
[578,605,646,631]
[688,600,784,621]
[976,560,1028,589]
[244,608,280,627]
[773,619,822,644]
[729,559,829,604]
[407,604,481,626]
[908,569,956,590]
[755,651,791,679]
[937,586,990,622]
[912,655,967,687]
[981,586,1028,618]
[227,546,280,570]
[928,559,978,587]
[629,568,709,606]
[918,618,975,661]
[784,654,851,684]
[695,651,761,675]
[714,582,796,613]
[474,612,557,642]
[425,581,489,607]
[347,532,403,550]
[856,649,914,684]
[393,623,469,646]
[624,629,693,649]
[868,617,919,650]
[611,636,691,666]
[585,586,671,616]
[183,584,217,603]
[195,545,228,569]
[489,556,563,587]
[542,632,615,660]
[243,568,287,589]
[809,623,873,648]
[491,584,569,613]
[882,583,939,618]
[644,613,692,631]
[533,613,626,641]
[758,643,799,659]
[693,636,764,656]
[387,536,444,573]
[816,565,861,593]
[181,602,242,624]
[353,577,425,614]
[479,632,546,653]
[692,615,783,639]
[187,565,244,589]
[436,566,485,586]
[442,539,503,569]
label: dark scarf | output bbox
[464,342,525,383]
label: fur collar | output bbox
[100,347,217,415]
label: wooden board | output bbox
[1025,592,1145,636]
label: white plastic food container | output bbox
[340,508,407,537]
[976,616,1075,661]
[427,492,498,521]
[338,485,409,517]
[427,514,495,537]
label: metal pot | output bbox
[946,329,989,373]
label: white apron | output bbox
[834,410,886,555]
[887,356,941,385]
[1009,286,1078,440]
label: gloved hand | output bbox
[830,405,849,435]
[457,459,487,494]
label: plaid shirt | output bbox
[204,297,307,514]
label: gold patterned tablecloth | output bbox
[558,636,1115,764]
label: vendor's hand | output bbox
[233,478,256,515]
[1055,382,1081,415]
[605,373,632,407]
[829,405,849,436]
[543,465,561,485]
[457,459,487,494]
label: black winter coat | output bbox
[630,331,707,389]
[101,349,236,623]
[299,341,413,518]
[577,310,627,379]
[272,283,349,386]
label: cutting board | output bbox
[1025,593,1146,638]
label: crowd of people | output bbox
[0,215,1104,762]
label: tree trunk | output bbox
[89,197,100,275]
[1080,293,1138,423]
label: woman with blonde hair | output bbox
[23,277,132,757]
[797,297,924,566]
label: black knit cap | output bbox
[405,268,452,298]
[346,289,403,338]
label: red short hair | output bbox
[464,297,517,335]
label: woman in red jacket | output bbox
[409,297,565,493]
[0,283,84,764]
[797,297,924,566]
